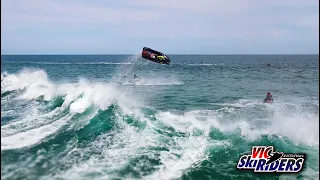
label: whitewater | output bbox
[1,54,319,180]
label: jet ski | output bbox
[141,47,170,65]
[264,99,273,103]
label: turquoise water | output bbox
[1,55,319,180]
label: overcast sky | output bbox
[1,0,319,54]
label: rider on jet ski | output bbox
[264,92,273,103]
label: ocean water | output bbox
[1,54,319,180]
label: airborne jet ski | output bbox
[141,47,170,65]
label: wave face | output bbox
[1,55,319,180]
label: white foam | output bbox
[156,98,319,147]
[1,69,141,151]
[187,63,215,66]
[121,77,184,86]
[50,120,157,180]
[1,114,72,150]
[1,104,45,137]
[146,136,208,180]
[1,68,53,96]
[213,98,319,146]
[2,68,139,111]
[47,107,216,180]
[266,102,319,146]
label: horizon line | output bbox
[1,53,319,56]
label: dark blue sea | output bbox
[1,55,319,180]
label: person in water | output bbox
[134,74,138,79]
[264,92,273,103]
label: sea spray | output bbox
[110,53,142,83]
